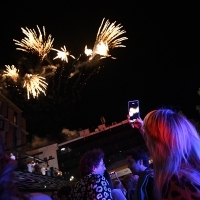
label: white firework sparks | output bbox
[94,41,109,57]
[23,74,48,99]
[52,46,75,62]
[6,18,127,99]
[13,26,54,60]
[84,45,93,56]
[96,18,128,48]
[89,18,128,59]
[3,65,19,82]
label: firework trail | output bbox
[40,65,58,78]
[51,46,75,94]
[79,66,101,90]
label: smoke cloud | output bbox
[31,135,50,149]
[61,128,79,140]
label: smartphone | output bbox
[128,100,140,123]
[109,171,116,178]
[109,171,115,176]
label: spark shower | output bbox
[1,18,128,99]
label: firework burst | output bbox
[3,65,19,82]
[3,18,127,100]
[97,18,127,48]
[13,26,54,60]
[89,18,128,59]
[23,74,48,99]
[84,45,93,56]
[94,40,109,58]
[52,46,75,62]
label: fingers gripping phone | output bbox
[128,100,140,124]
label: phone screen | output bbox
[128,100,140,123]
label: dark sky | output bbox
[1,1,200,139]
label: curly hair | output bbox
[79,149,104,176]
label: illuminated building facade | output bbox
[26,143,59,168]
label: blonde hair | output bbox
[143,109,200,199]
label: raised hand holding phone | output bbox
[128,100,144,134]
[128,100,140,123]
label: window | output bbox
[14,112,17,124]
[0,120,4,131]
[13,128,17,147]
[0,101,2,115]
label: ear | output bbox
[92,166,96,173]
[139,159,143,165]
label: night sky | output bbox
[1,1,200,142]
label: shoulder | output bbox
[89,174,112,199]
[69,179,86,200]
[71,174,98,192]
[137,169,154,196]
[112,189,126,200]
[163,175,200,200]
[70,174,112,199]
[85,174,108,184]
[139,168,154,184]
[24,192,51,200]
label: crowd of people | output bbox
[25,161,62,177]
[13,158,62,179]
[69,148,145,200]
[1,108,200,199]
[69,108,200,200]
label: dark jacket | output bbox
[134,168,154,200]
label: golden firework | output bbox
[8,18,127,99]
[3,65,19,82]
[84,45,93,56]
[23,74,48,99]
[52,46,75,62]
[94,41,109,57]
[90,18,128,59]
[97,18,127,48]
[13,26,54,60]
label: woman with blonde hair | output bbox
[129,108,200,200]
